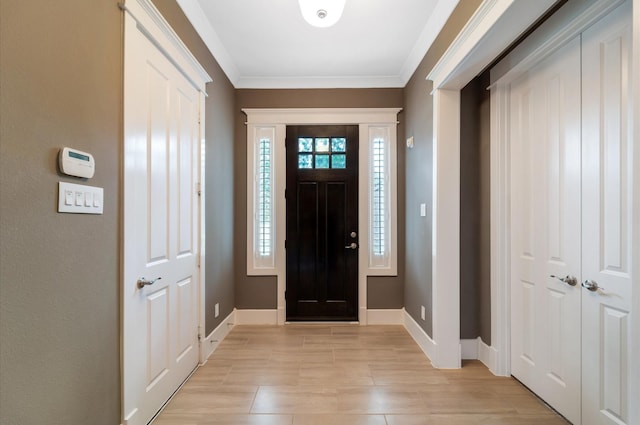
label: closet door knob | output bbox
[581,279,603,292]
[550,275,577,286]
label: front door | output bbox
[286,125,358,321]
[123,11,201,425]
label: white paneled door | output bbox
[581,3,633,424]
[510,2,632,424]
[123,9,201,425]
[510,35,583,424]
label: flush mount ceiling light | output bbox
[298,0,346,28]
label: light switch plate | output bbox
[58,182,103,214]
[420,203,426,217]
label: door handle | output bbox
[550,275,577,286]
[137,277,162,289]
[345,242,358,250]
[581,279,603,292]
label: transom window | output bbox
[298,137,347,169]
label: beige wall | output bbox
[0,1,235,423]
[403,0,484,336]
[234,89,405,309]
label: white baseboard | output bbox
[477,337,499,374]
[461,338,479,359]
[366,309,404,325]
[402,308,435,364]
[235,309,278,325]
[200,309,235,364]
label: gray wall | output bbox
[234,89,405,310]
[0,1,121,424]
[0,1,235,424]
[403,0,484,337]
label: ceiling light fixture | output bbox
[298,0,346,28]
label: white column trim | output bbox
[430,89,461,369]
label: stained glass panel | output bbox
[298,154,313,169]
[298,138,313,152]
[331,154,346,169]
[331,138,346,152]
[315,154,330,169]
[315,138,330,152]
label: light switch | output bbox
[420,203,426,217]
[58,182,103,214]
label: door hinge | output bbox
[197,325,202,342]
[196,182,202,197]
[196,256,201,268]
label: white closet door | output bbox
[510,36,582,424]
[123,12,200,425]
[581,2,633,424]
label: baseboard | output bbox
[366,309,404,325]
[200,309,235,364]
[235,309,278,325]
[402,308,435,364]
[477,338,499,374]
[461,339,479,359]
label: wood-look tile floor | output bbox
[154,325,569,425]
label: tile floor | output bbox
[153,325,569,425]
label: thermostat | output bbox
[59,147,95,178]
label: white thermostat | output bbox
[59,147,95,178]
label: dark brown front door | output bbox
[286,125,358,321]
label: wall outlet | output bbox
[214,303,219,318]
[421,305,426,321]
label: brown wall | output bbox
[403,0,484,336]
[459,71,491,343]
[0,1,235,424]
[0,1,122,424]
[235,89,405,309]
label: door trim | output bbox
[122,0,211,422]
[244,108,401,325]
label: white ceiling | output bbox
[176,0,460,88]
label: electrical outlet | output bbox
[421,305,426,321]
[214,303,219,318]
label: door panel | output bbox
[286,125,358,321]
[581,2,632,423]
[510,35,582,424]
[123,13,200,425]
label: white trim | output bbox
[244,108,402,125]
[235,309,278,325]
[199,310,235,364]
[427,0,558,90]
[366,309,404,325]
[489,0,632,380]
[235,75,406,89]
[630,1,640,424]
[403,308,435,364]
[477,338,499,374]
[489,81,511,377]
[243,108,401,326]
[461,339,478,360]
[197,88,207,366]
[490,0,626,85]
[175,0,239,86]
[430,88,461,369]
[123,0,211,92]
